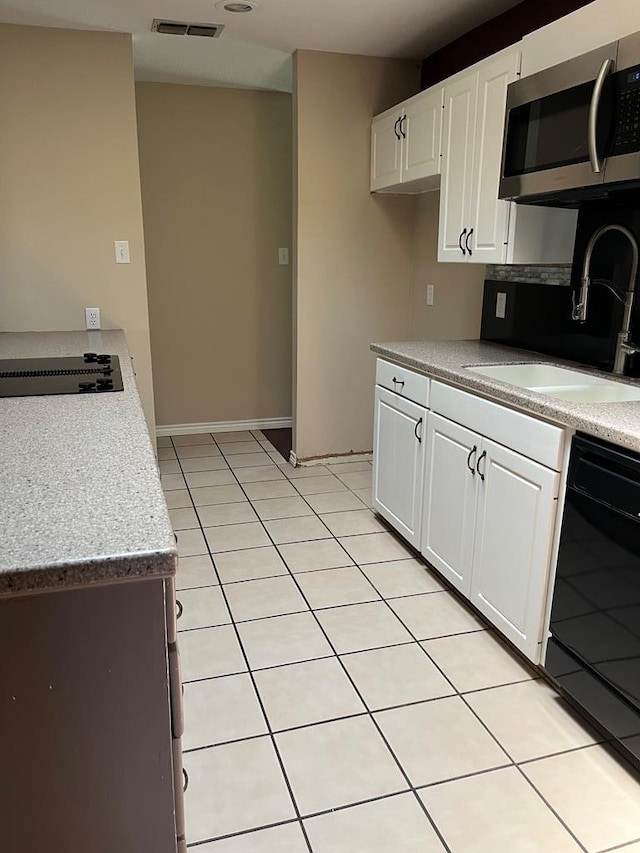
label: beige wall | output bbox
[294,50,420,460]
[410,192,486,341]
[0,25,156,431]
[136,83,292,428]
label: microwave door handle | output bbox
[588,58,614,174]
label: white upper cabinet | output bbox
[521,0,640,78]
[438,48,519,264]
[438,72,478,261]
[438,46,577,265]
[371,45,578,264]
[370,87,443,193]
[370,106,403,192]
[468,50,519,263]
[401,88,444,188]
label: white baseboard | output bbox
[156,417,292,438]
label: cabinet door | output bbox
[371,109,402,192]
[402,88,443,186]
[422,414,479,597]
[471,439,560,662]
[468,48,519,265]
[438,70,477,262]
[372,386,426,548]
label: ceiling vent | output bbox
[151,19,225,38]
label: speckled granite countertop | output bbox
[0,331,176,598]
[371,340,640,454]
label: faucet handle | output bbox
[619,334,640,356]
[571,290,584,322]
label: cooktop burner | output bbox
[0,353,124,397]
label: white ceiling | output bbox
[0,0,522,91]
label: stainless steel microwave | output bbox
[499,32,640,203]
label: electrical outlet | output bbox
[114,241,130,264]
[85,308,101,330]
[278,248,290,265]
[496,292,507,319]
[426,284,435,306]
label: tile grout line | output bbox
[184,816,303,849]
[172,435,316,853]
[597,836,640,853]
[171,434,604,853]
[214,447,456,853]
[176,586,462,630]
[285,481,594,853]
[182,696,604,763]
[365,561,593,853]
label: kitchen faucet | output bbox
[572,223,640,375]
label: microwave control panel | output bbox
[612,64,640,155]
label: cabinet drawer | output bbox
[431,381,565,470]
[376,359,429,406]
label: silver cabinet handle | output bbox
[467,445,478,474]
[476,450,487,482]
[414,417,423,444]
[589,58,614,174]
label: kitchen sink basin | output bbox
[465,363,640,403]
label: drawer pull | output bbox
[176,599,183,620]
[414,417,423,444]
[392,377,405,388]
[467,445,478,474]
[182,768,189,793]
[476,450,487,482]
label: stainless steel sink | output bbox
[465,363,640,404]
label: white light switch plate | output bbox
[496,292,507,319]
[278,248,289,265]
[114,241,130,264]
[426,284,435,306]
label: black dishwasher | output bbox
[545,434,640,769]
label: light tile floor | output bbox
[160,430,640,853]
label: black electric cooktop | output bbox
[0,353,124,397]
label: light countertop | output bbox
[371,340,640,454]
[0,331,176,597]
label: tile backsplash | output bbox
[486,264,571,286]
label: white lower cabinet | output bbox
[423,414,477,596]
[470,438,560,660]
[373,385,427,548]
[421,412,560,662]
